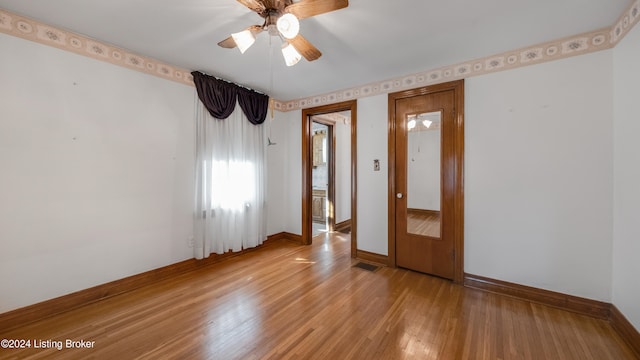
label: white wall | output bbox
[465,51,614,301]
[0,33,195,312]
[335,118,351,223]
[282,110,302,235]
[612,23,640,330]
[266,111,289,235]
[356,95,389,255]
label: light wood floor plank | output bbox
[0,232,636,359]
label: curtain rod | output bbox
[191,71,269,97]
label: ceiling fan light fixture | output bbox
[231,29,256,54]
[277,13,300,39]
[281,42,302,66]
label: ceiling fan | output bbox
[218,0,349,66]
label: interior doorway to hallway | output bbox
[302,100,357,257]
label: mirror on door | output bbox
[406,111,441,239]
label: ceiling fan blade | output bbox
[217,25,263,49]
[289,34,322,61]
[236,0,266,13]
[285,0,348,20]
[218,36,237,48]
[261,0,278,9]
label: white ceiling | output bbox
[0,0,631,100]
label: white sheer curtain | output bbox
[194,100,267,259]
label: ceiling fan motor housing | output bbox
[266,10,281,35]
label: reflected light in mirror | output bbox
[407,119,416,130]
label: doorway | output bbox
[302,100,357,257]
[388,80,464,283]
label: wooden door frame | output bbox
[387,80,464,283]
[302,100,357,257]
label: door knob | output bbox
[396,193,403,199]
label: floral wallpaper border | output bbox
[1,0,638,112]
[0,9,194,86]
[276,0,639,111]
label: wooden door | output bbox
[389,80,464,281]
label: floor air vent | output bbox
[353,262,379,272]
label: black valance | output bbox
[191,71,268,125]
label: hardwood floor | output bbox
[1,233,636,359]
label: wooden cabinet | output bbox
[312,189,326,223]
